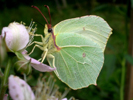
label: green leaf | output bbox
[125,54,133,65]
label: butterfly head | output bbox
[48,28,52,33]
[47,24,53,33]
[31,5,53,34]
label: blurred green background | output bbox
[0,0,131,100]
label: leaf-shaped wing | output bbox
[47,15,112,89]
[53,15,112,51]
[47,33,103,89]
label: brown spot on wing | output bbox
[82,53,86,57]
[83,27,85,31]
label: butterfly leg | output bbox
[29,33,44,42]
[47,54,59,76]
[28,44,43,55]
[41,49,48,63]
[27,41,43,48]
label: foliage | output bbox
[0,0,130,100]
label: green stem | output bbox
[120,58,126,100]
[0,68,4,78]
[0,59,11,100]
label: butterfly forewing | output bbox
[53,15,112,51]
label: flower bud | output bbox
[8,75,35,100]
[1,22,29,52]
[0,35,7,63]
[14,59,32,75]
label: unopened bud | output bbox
[1,22,29,52]
[15,59,32,75]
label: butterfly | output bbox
[31,5,112,89]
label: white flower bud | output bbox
[1,22,29,52]
[8,75,35,100]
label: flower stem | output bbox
[120,58,126,100]
[0,58,11,100]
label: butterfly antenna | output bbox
[44,5,52,25]
[31,5,49,26]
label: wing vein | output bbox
[62,49,87,86]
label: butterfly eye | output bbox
[48,28,52,33]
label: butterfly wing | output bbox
[54,15,112,51]
[47,15,112,89]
